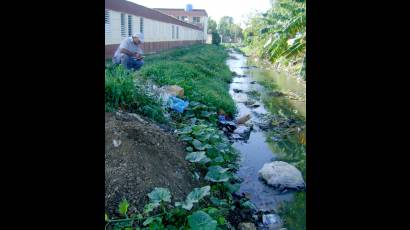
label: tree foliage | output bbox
[243,0,306,79]
[207,17,218,33]
[218,16,243,43]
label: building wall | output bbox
[105,9,204,57]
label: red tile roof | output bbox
[154,8,208,17]
[105,0,202,31]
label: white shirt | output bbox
[113,37,143,62]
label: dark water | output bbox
[226,51,306,217]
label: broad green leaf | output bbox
[215,143,229,152]
[105,213,109,222]
[218,217,226,225]
[188,211,217,230]
[176,186,210,210]
[208,165,230,173]
[212,156,225,163]
[180,135,193,142]
[143,216,157,226]
[206,148,220,159]
[186,146,194,152]
[143,202,159,214]
[148,187,171,204]
[197,133,211,142]
[187,186,211,202]
[192,139,205,150]
[210,196,229,207]
[241,200,257,209]
[203,144,213,150]
[185,151,210,164]
[175,199,193,210]
[223,182,240,193]
[179,126,192,134]
[205,166,231,182]
[118,199,129,216]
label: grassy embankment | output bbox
[105,45,256,230]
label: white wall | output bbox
[105,9,204,45]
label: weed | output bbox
[105,65,167,123]
[139,45,236,116]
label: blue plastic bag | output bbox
[168,96,189,113]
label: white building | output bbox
[154,6,208,41]
[105,0,205,58]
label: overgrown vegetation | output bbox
[140,45,236,116]
[105,100,254,230]
[105,65,167,123]
[105,45,253,229]
[243,0,306,80]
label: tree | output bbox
[218,16,234,42]
[229,24,243,43]
[211,32,221,45]
[217,16,243,43]
[243,0,306,79]
[207,17,218,33]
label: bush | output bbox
[212,32,221,45]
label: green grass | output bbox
[139,45,236,116]
[279,192,306,230]
[105,64,167,123]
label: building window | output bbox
[193,17,200,23]
[128,15,133,36]
[140,17,144,33]
[176,26,179,39]
[172,25,175,39]
[120,13,126,37]
[105,10,110,24]
[181,16,187,22]
[105,10,111,38]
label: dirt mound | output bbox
[105,112,199,215]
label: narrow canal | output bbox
[226,49,306,229]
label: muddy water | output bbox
[226,51,306,218]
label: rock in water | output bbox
[258,161,305,190]
[238,222,257,230]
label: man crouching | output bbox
[112,33,144,71]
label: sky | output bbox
[128,0,272,28]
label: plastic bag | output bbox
[168,96,189,113]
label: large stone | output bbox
[238,222,257,230]
[258,161,305,190]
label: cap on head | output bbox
[132,32,144,43]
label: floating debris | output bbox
[113,139,122,147]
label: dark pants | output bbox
[119,55,144,71]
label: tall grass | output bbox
[139,45,236,115]
[105,64,166,123]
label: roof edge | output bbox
[105,0,203,31]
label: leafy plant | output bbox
[105,64,166,122]
[118,199,129,217]
[185,151,211,164]
[187,211,218,230]
[175,186,211,210]
[243,0,306,79]
[147,187,172,204]
[205,166,231,182]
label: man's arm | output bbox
[120,48,138,56]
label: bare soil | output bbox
[105,112,199,215]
